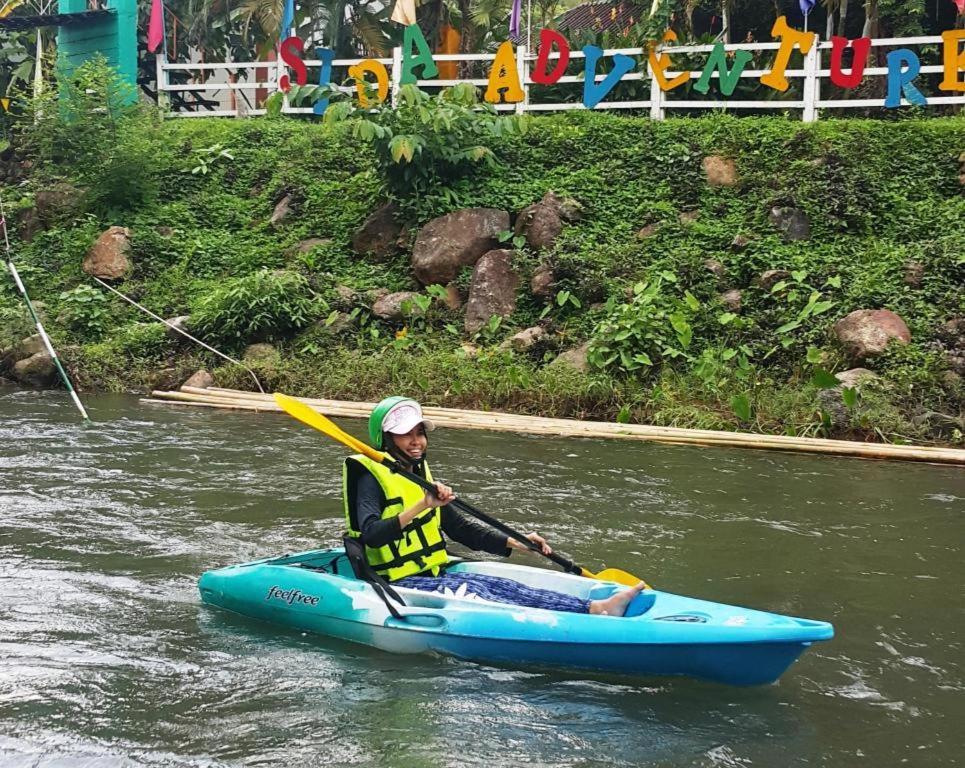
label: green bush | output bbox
[191,269,321,344]
[57,284,112,337]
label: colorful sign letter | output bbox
[582,45,635,109]
[648,30,688,92]
[485,41,524,103]
[349,59,390,106]
[760,16,816,92]
[401,23,438,85]
[829,36,871,89]
[886,49,927,107]
[279,36,306,92]
[314,47,334,115]
[694,42,753,96]
[939,30,965,92]
[531,28,570,85]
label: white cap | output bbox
[381,400,435,436]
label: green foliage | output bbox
[57,284,112,337]
[16,56,164,214]
[189,143,235,175]
[279,83,528,216]
[191,269,321,344]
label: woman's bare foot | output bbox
[589,582,647,617]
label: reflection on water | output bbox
[1,389,962,767]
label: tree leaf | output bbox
[731,393,752,422]
[811,367,839,389]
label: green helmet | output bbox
[368,395,412,449]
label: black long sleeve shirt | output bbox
[353,470,511,557]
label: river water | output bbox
[1,388,962,767]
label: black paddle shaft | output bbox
[385,459,585,576]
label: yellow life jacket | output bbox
[343,454,449,581]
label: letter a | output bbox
[401,23,438,85]
[582,45,635,109]
[531,28,570,85]
[694,42,752,96]
[938,30,965,93]
[829,36,871,89]
[760,16,816,93]
[485,41,524,103]
[885,49,927,108]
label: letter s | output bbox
[279,36,307,92]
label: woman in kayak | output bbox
[343,396,645,616]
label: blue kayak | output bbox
[198,548,833,686]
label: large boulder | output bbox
[12,352,57,386]
[464,249,519,335]
[270,195,292,228]
[411,208,509,285]
[702,155,739,187]
[834,367,879,388]
[769,207,810,241]
[372,291,423,322]
[833,309,911,361]
[758,269,791,292]
[530,264,555,299]
[550,342,591,373]
[35,183,81,223]
[182,369,214,389]
[514,192,576,252]
[13,334,46,361]
[82,226,131,280]
[352,202,402,261]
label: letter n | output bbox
[694,42,752,96]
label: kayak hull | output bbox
[199,548,833,686]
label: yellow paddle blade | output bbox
[273,393,383,462]
[593,567,650,589]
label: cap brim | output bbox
[385,413,435,434]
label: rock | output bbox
[833,309,911,361]
[459,342,480,359]
[636,223,662,240]
[16,207,42,242]
[270,195,292,227]
[550,341,591,373]
[938,317,964,348]
[13,352,57,386]
[903,261,924,288]
[769,207,810,241]
[365,288,389,305]
[13,334,46,361]
[911,410,965,437]
[182,369,214,389]
[702,155,739,187]
[720,289,742,312]
[558,197,584,222]
[0,376,13,387]
[352,202,402,261]
[82,226,131,280]
[35,183,80,222]
[372,291,423,322]
[444,282,462,311]
[731,234,751,251]
[464,249,519,335]
[334,285,357,309]
[515,192,568,251]
[758,269,791,292]
[243,343,278,362]
[834,367,879,388]
[816,388,849,425]
[941,370,961,389]
[320,312,355,334]
[704,259,726,279]
[164,315,191,340]
[156,226,175,237]
[412,208,510,285]
[293,238,332,253]
[530,264,555,298]
[500,326,545,352]
[946,352,965,377]
[678,210,700,225]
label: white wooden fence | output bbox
[155,35,965,121]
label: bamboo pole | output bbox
[143,387,965,465]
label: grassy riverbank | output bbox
[1,103,962,444]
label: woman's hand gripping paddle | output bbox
[273,393,648,588]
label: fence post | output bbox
[802,38,820,123]
[155,51,168,112]
[516,44,529,115]
[390,46,403,108]
[648,61,664,120]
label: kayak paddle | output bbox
[273,393,647,587]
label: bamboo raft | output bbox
[143,386,965,466]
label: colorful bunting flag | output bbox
[390,0,417,26]
[509,0,521,38]
[954,0,964,14]
[280,0,294,38]
[147,0,164,53]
